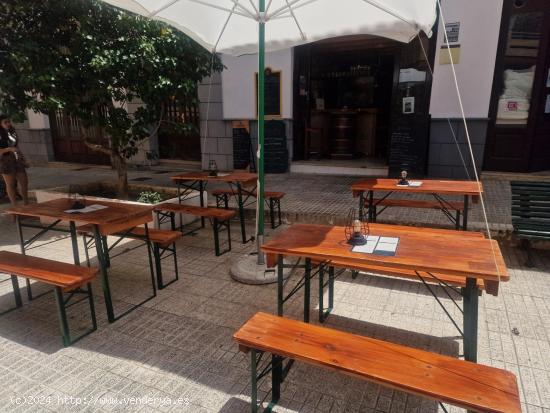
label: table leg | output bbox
[199,181,205,228]
[69,221,80,266]
[463,277,478,362]
[93,225,115,323]
[143,223,157,297]
[237,183,248,244]
[304,258,311,323]
[462,195,469,231]
[250,349,258,413]
[277,254,284,316]
[358,192,365,221]
[368,191,374,222]
[15,215,33,301]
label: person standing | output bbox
[0,115,29,206]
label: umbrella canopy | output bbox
[100,0,437,55]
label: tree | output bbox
[0,0,222,197]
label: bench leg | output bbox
[277,255,284,317]
[462,195,469,230]
[455,210,461,230]
[87,283,97,333]
[82,235,91,267]
[0,275,23,315]
[269,198,275,229]
[213,218,220,256]
[522,239,535,267]
[54,286,71,347]
[319,265,335,323]
[351,270,359,279]
[153,243,164,290]
[277,199,282,228]
[250,349,258,413]
[463,278,479,363]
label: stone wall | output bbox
[427,118,488,179]
[14,118,55,165]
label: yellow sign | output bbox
[439,45,461,65]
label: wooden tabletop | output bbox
[351,178,483,197]
[171,171,257,185]
[7,198,153,236]
[262,223,508,283]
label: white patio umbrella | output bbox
[100,0,438,280]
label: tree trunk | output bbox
[111,151,129,199]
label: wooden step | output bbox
[154,204,236,221]
[234,312,521,413]
[0,251,98,290]
[370,198,464,211]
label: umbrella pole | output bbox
[256,0,266,265]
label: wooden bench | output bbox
[511,181,550,266]
[212,188,285,229]
[154,204,236,256]
[0,251,98,346]
[79,226,181,290]
[234,312,521,413]
[368,198,465,229]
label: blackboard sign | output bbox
[256,70,281,116]
[388,115,430,177]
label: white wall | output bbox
[26,110,50,129]
[221,48,293,120]
[429,0,503,118]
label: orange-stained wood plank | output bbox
[262,224,508,283]
[372,198,465,211]
[0,251,98,289]
[154,204,236,220]
[351,178,483,197]
[171,171,257,185]
[234,313,521,413]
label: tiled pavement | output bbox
[0,207,549,413]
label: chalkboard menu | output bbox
[388,115,430,177]
[256,69,281,116]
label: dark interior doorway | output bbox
[484,0,550,172]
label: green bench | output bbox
[511,181,550,266]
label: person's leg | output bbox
[1,174,18,206]
[15,171,28,205]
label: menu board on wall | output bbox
[388,115,430,177]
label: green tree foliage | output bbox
[0,0,221,197]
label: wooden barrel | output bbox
[330,113,355,159]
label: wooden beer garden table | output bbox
[262,223,508,363]
[351,178,483,230]
[171,171,257,243]
[7,198,156,323]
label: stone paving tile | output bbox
[0,178,549,412]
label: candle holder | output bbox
[345,209,369,246]
[68,185,85,210]
[208,160,218,177]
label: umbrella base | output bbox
[230,254,291,285]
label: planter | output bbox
[33,182,205,230]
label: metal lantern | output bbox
[68,185,85,210]
[398,169,409,186]
[208,159,218,177]
[345,209,369,246]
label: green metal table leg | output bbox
[463,277,479,362]
[54,286,71,347]
[213,218,220,256]
[11,275,22,308]
[304,258,311,323]
[359,191,365,221]
[269,198,275,229]
[277,254,283,316]
[87,283,97,331]
[143,224,157,296]
[328,266,334,313]
[368,190,374,222]
[462,195,469,231]
[250,349,258,413]
[199,181,205,228]
[93,225,115,323]
[69,221,80,265]
[271,355,282,404]
[15,216,33,301]
[153,243,163,289]
[237,183,248,244]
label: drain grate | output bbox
[130,177,152,182]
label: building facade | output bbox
[16,0,550,177]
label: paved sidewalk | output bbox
[9,164,514,234]
[0,209,549,412]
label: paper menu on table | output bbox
[352,236,399,256]
[64,204,109,214]
[408,181,423,187]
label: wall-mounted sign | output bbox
[402,97,415,114]
[445,22,460,43]
[439,45,461,65]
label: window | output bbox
[256,68,282,117]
